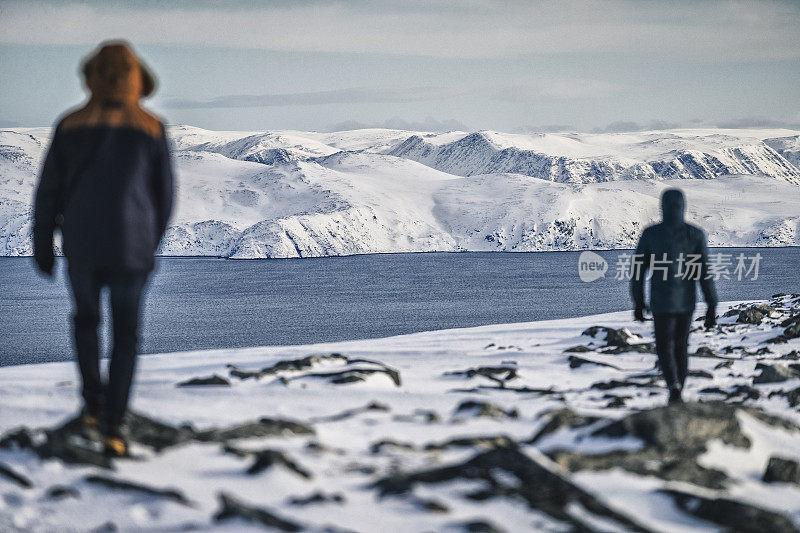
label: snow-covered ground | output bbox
[1,295,799,531]
[1,126,799,258]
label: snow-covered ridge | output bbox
[1,125,799,258]
[388,130,800,183]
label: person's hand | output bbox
[634,303,649,322]
[704,305,717,329]
[34,252,54,277]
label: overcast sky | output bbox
[1,0,799,132]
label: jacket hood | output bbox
[661,188,686,225]
[81,41,156,103]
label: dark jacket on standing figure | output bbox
[33,43,174,273]
[630,189,717,315]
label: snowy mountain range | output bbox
[1,125,799,258]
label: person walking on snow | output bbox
[630,188,717,405]
[32,41,174,457]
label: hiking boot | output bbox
[80,406,103,441]
[668,388,683,405]
[103,435,129,458]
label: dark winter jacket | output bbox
[33,42,173,272]
[630,189,717,314]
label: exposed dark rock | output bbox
[193,417,314,443]
[227,353,349,380]
[606,396,627,408]
[780,314,800,328]
[692,346,721,358]
[411,496,449,513]
[590,376,660,391]
[0,461,32,488]
[224,445,312,478]
[453,519,505,532]
[372,447,651,532]
[714,360,733,370]
[786,323,800,340]
[698,386,726,395]
[687,369,713,379]
[661,488,797,533]
[602,343,655,354]
[777,350,800,361]
[84,475,192,506]
[726,384,761,401]
[286,362,401,387]
[90,522,117,532]
[424,435,516,452]
[304,440,344,455]
[454,400,518,420]
[563,345,591,353]
[393,409,441,424]
[528,408,602,444]
[769,386,800,407]
[0,427,34,449]
[593,402,749,450]
[370,439,416,454]
[548,402,800,489]
[215,492,302,532]
[309,401,390,423]
[767,334,790,345]
[229,354,401,387]
[700,384,760,401]
[176,374,230,387]
[720,345,772,356]
[46,485,80,500]
[763,456,800,485]
[567,355,620,370]
[0,411,314,467]
[126,412,197,452]
[582,326,642,347]
[753,363,800,384]
[443,366,519,388]
[287,491,345,506]
[737,304,775,325]
[551,448,729,490]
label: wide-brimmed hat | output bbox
[80,40,156,99]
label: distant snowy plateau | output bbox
[1,126,799,258]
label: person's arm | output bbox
[32,126,64,276]
[151,124,174,242]
[630,230,650,321]
[698,230,718,327]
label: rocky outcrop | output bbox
[215,492,302,531]
[763,456,800,485]
[372,447,653,532]
[544,402,800,489]
[662,488,798,533]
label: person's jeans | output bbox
[67,266,149,432]
[653,313,692,391]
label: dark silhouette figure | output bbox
[32,41,173,456]
[631,189,717,404]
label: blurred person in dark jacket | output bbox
[630,188,717,405]
[33,41,174,457]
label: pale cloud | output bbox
[164,87,457,109]
[326,116,469,132]
[1,0,799,60]
[494,78,621,101]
